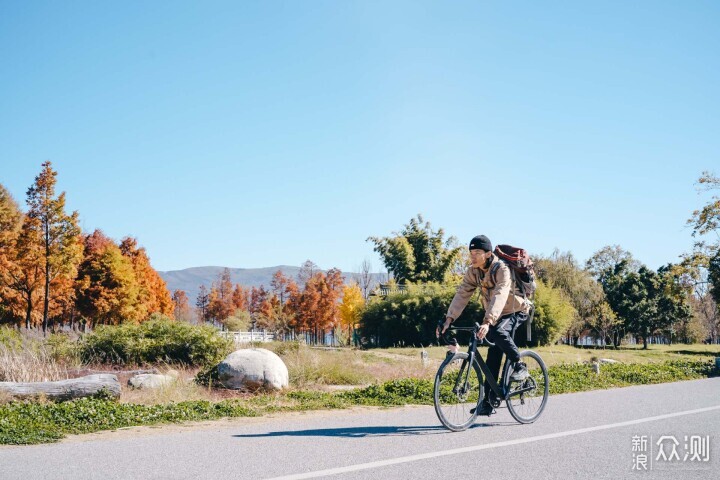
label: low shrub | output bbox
[45,333,81,364]
[548,360,716,394]
[79,319,233,366]
[340,378,434,406]
[0,327,22,349]
[271,340,302,356]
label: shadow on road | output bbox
[232,422,518,438]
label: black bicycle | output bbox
[434,322,549,431]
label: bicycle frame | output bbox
[444,323,526,403]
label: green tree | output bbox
[709,252,720,307]
[587,246,645,346]
[223,309,252,331]
[535,250,608,345]
[367,214,462,284]
[678,172,720,342]
[25,162,82,332]
[657,264,694,344]
[586,245,641,287]
[687,171,720,254]
[531,279,576,346]
[590,301,619,348]
[609,265,689,349]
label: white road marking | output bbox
[266,404,720,480]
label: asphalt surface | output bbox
[1,378,719,480]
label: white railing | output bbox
[220,331,275,343]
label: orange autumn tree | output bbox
[119,237,173,319]
[75,230,142,327]
[288,264,344,344]
[248,285,271,330]
[25,162,83,332]
[317,268,344,340]
[2,206,45,329]
[0,184,29,326]
[172,289,193,322]
[49,274,78,329]
[270,270,298,334]
[231,284,249,311]
[208,268,235,326]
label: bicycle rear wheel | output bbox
[434,352,483,431]
[504,350,549,424]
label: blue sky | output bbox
[1,1,718,274]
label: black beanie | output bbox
[469,235,492,252]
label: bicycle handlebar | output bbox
[438,322,495,347]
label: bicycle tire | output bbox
[434,352,483,431]
[504,350,549,424]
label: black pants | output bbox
[483,311,527,401]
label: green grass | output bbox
[382,343,720,366]
[1,359,717,445]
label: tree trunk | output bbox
[24,293,32,330]
[642,335,648,349]
[43,227,50,335]
[0,374,121,401]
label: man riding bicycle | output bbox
[436,234,531,416]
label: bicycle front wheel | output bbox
[434,352,483,432]
[504,350,549,424]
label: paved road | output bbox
[1,378,719,480]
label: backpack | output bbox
[490,244,537,341]
[492,244,537,299]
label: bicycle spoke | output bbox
[505,351,548,424]
[434,353,482,431]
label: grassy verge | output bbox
[1,359,716,446]
[382,343,720,366]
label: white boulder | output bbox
[128,374,176,389]
[217,348,289,390]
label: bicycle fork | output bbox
[451,351,475,398]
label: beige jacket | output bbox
[446,253,530,326]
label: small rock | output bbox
[128,374,176,389]
[600,358,620,364]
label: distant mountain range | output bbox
[158,266,383,302]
